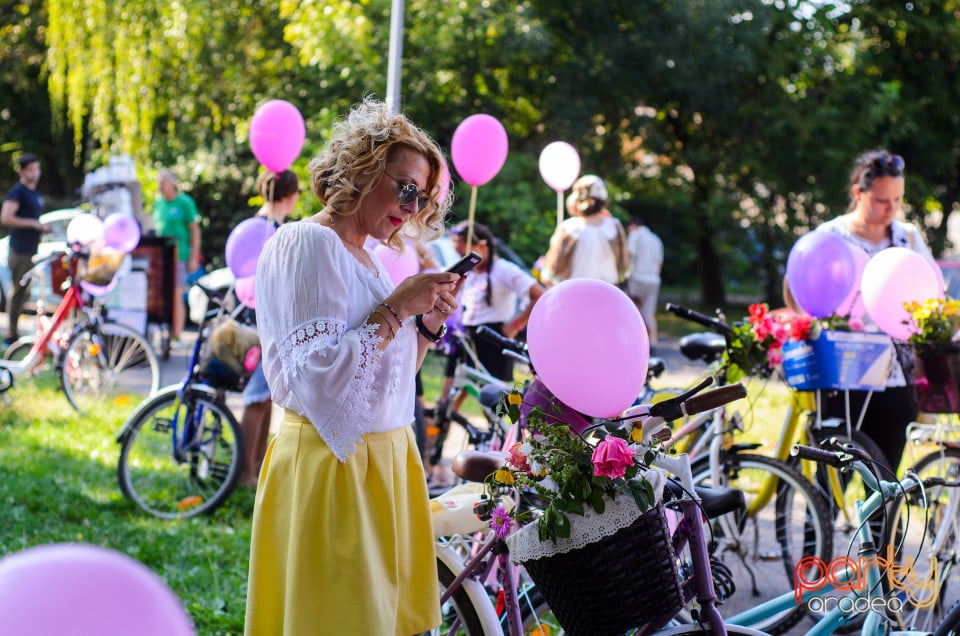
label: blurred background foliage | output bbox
[2,0,960,305]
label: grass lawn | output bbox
[0,351,794,635]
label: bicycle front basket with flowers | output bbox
[723,303,791,380]
[486,381,682,636]
[906,298,960,413]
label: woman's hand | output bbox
[386,272,466,331]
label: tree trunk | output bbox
[691,179,726,307]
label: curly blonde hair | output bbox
[308,97,451,249]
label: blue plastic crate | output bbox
[781,330,894,391]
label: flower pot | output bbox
[506,494,682,636]
[913,350,960,414]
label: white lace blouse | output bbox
[255,222,417,461]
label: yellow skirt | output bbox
[244,410,440,636]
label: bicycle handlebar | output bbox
[790,444,844,467]
[475,325,528,356]
[664,303,733,336]
[646,378,747,423]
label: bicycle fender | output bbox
[435,545,504,636]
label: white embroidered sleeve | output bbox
[276,317,384,460]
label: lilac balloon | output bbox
[861,247,942,341]
[451,114,508,186]
[835,243,870,320]
[538,141,581,192]
[249,100,306,173]
[102,213,141,253]
[786,231,856,318]
[0,543,195,636]
[225,218,276,279]
[235,275,256,309]
[527,279,648,418]
[520,378,592,434]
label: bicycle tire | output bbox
[59,321,161,414]
[423,555,486,635]
[3,336,56,380]
[689,452,833,635]
[936,600,960,636]
[886,446,960,633]
[117,386,243,519]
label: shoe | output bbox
[169,337,187,351]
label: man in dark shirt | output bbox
[1,153,50,345]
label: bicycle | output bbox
[0,248,161,415]
[115,283,251,519]
[716,438,960,636]
[660,304,837,634]
[882,421,960,632]
[425,379,771,636]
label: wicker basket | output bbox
[78,249,126,287]
[198,315,261,389]
[507,498,682,636]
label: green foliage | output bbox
[0,381,254,635]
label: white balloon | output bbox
[66,213,105,246]
[538,142,581,192]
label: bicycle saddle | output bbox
[451,450,510,483]
[478,382,511,410]
[647,357,666,379]
[678,332,727,363]
[662,478,745,518]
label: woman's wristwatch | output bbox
[415,314,447,343]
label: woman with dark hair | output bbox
[451,220,544,380]
[784,149,932,474]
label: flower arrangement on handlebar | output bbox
[485,388,660,543]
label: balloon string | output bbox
[466,185,478,252]
[556,191,563,229]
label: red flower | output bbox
[748,303,768,324]
[789,315,813,341]
[507,442,530,472]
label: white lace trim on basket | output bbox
[507,467,666,564]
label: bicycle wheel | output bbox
[3,336,56,381]
[422,556,486,635]
[690,452,833,635]
[936,600,960,636]
[59,321,161,414]
[117,386,243,519]
[886,447,960,633]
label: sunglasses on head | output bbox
[873,153,905,174]
[383,171,430,212]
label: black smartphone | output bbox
[445,251,482,275]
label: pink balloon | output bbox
[235,275,256,309]
[103,213,142,253]
[835,243,870,320]
[451,114,509,186]
[538,141,581,191]
[527,279,649,418]
[861,247,943,341]
[249,100,306,173]
[373,241,419,286]
[0,543,195,636]
[225,218,277,279]
[925,253,946,296]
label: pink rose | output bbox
[766,348,783,367]
[592,437,636,479]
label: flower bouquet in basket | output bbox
[906,298,960,413]
[723,303,791,380]
[483,385,683,636]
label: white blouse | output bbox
[558,216,621,284]
[255,222,417,461]
[461,259,536,326]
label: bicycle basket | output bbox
[77,248,126,287]
[507,498,683,636]
[198,315,261,389]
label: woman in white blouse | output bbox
[244,98,463,635]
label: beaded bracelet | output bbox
[373,307,397,338]
[380,302,403,326]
